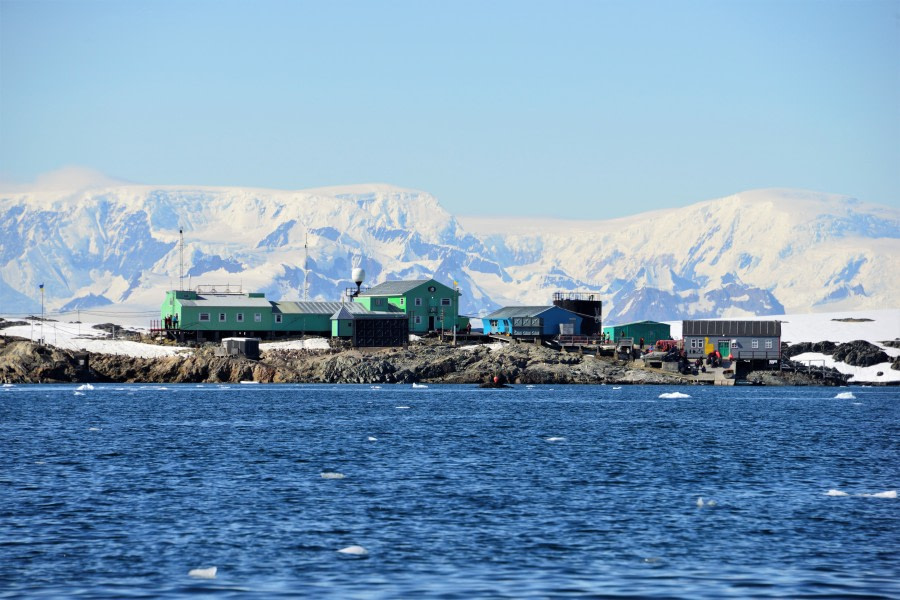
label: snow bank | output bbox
[1,319,190,358]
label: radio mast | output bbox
[179,228,184,291]
[303,230,309,301]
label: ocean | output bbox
[1,383,897,599]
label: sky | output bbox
[1,0,898,219]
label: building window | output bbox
[752,340,759,349]
[236,313,244,323]
[199,313,210,322]
[413,315,422,324]
[219,313,227,322]
[415,298,423,306]
[374,298,384,306]
[441,298,451,306]
[731,340,738,349]
[765,340,773,349]
[275,314,283,324]
[400,298,405,305]
[254,313,262,323]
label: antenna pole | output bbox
[179,228,184,291]
[304,230,309,301]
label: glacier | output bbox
[0,182,897,324]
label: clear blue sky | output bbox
[1,0,898,218]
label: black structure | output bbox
[352,315,409,348]
[552,291,602,336]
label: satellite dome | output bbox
[352,267,366,285]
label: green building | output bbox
[602,320,672,347]
[161,289,274,340]
[353,278,462,334]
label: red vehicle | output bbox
[655,339,680,351]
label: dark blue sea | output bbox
[1,383,897,599]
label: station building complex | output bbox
[160,278,466,347]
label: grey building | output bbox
[682,320,781,361]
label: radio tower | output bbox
[179,228,184,291]
[303,230,309,301]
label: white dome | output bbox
[352,267,366,285]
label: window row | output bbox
[198,312,264,323]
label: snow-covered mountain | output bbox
[0,181,897,324]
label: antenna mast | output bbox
[179,228,184,291]
[304,230,309,301]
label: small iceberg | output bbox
[659,392,691,399]
[826,489,850,496]
[612,386,622,390]
[412,383,428,389]
[188,566,217,579]
[834,391,855,399]
[76,383,94,391]
[544,436,566,442]
[861,490,897,499]
[320,472,345,479]
[337,545,368,556]
[395,406,410,409]
[239,380,259,385]
[367,436,378,441]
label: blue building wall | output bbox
[482,306,582,337]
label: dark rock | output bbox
[782,341,837,359]
[832,340,889,367]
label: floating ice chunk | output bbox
[337,545,368,556]
[861,490,896,499]
[73,391,84,396]
[834,392,855,399]
[188,566,217,579]
[696,497,704,507]
[412,383,428,389]
[76,384,94,391]
[320,472,345,479]
[826,489,849,496]
[88,427,101,431]
[659,392,691,399]
[367,436,378,441]
[2,383,14,388]
[612,386,622,390]
[370,385,381,390]
[545,436,566,442]
[395,406,410,409]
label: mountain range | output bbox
[1,179,897,325]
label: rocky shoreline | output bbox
[1,335,889,386]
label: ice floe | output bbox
[544,436,566,442]
[659,392,691,399]
[826,489,895,498]
[76,383,94,391]
[834,391,856,399]
[188,566,217,579]
[320,472,345,479]
[337,545,368,556]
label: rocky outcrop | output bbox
[832,340,889,367]
[0,335,892,385]
[782,341,838,359]
[0,337,92,383]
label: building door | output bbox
[428,316,434,331]
[718,340,730,357]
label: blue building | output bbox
[482,305,582,338]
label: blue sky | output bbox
[1,0,897,218]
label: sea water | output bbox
[1,384,897,598]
